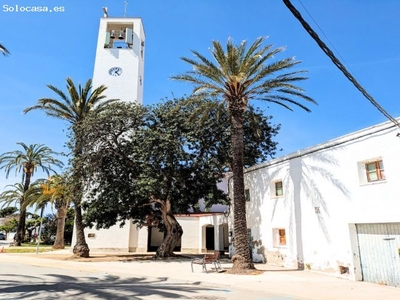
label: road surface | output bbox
[0,261,298,300]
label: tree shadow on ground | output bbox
[0,273,225,299]
[36,253,234,264]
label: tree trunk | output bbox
[15,207,26,246]
[72,200,89,257]
[230,109,254,270]
[53,202,67,249]
[15,172,33,246]
[72,126,90,257]
[155,197,183,258]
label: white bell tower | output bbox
[92,7,145,104]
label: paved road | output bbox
[0,261,299,300]
[3,252,400,299]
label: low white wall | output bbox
[85,222,130,252]
[178,217,200,253]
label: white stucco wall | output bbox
[78,221,131,252]
[127,222,148,252]
[236,120,400,278]
[177,214,227,253]
[135,226,149,252]
[71,220,148,253]
[178,217,200,253]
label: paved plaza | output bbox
[1,250,400,299]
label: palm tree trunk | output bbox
[71,127,90,257]
[72,200,89,257]
[230,109,254,270]
[15,207,26,246]
[155,197,183,258]
[15,172,33,246]
[53,202,67,249]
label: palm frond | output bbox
[0,142,63,181]
[24,77,118,125]
[0,43,10,56]
[172,37,315,113]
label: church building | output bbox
[72,8,230,255]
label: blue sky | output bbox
[0,0,399,193]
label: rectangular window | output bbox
[275,181,283,197]
[245,188,250,202]
[270,180,284,198]
[365,160,385,182]
[273,228,286,247]
[278,229,286,245]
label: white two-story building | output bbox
[228,118,400,287]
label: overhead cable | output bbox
[283,0,400,129]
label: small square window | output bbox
[357,157,386,185]
[365,160,385,182]
[273,228,286,247]
[245,188,250,202]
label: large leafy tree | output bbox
[179,98,281,170]
[77,98,279,257]
[0,43,9,56]
[171,37,315,270]
[0,218,18,237]
[0,206,18,237]
[23,77,118,257]
[0,207,18,217]
[0,143,63,245]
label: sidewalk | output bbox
[1,251,400,300]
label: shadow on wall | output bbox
[289,150,350,269]
[244,148,350,268]
[245,167,282,263]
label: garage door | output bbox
[356,223,400,287]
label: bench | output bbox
[191,251,223,273]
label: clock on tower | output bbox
[108,67,123,76]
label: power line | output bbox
[282,0,400,129]
[297,0,353,74]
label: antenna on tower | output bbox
[123,1,128,17]
[102,7,109,18]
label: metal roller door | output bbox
[356,223,400,287]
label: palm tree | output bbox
[0,143,63,246]
[24,77,118,257]
[39,174,71,249]
[0,42,10,56]
[14,180,47,242]
[172,37,316,271]
[20,174,70,249]
[0,180,46,243]
[0,182,43,213]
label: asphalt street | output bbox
[0,261,299,300]
[2,250,400,300]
